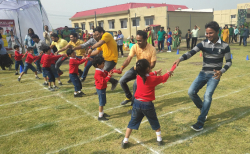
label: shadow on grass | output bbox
[154,96,191,110]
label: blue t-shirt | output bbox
[117,34,124,46]
[0,39,7,55]
[157,31,166,41]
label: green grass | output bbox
[0,43,250,154]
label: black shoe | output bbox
[53,86,59,90]
[74,93,83,97]
[191,122,204,131]
[98,116,109,121]
[103,113,110,117]
[121,97,132,105]
[80,78,85,82]
[157,140,163,146]
[18,78,21,82]
[121,140,129,149]
[43,82,48,86]
[58,82,63,86]
[68,79,72,83]
[78,91,86,96]
[35,76,40,79]
[48,87,55,91]
[111,79,118,91]
[15,72,19,75]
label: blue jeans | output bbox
[15,60,24,71]
[243,36,247,46]
[23,62,37,73]
[188,71,220,125]
[163,38,165,49]
[69,73,82,91]
[127,99,160,130]
[43,67,55,82]
[34,57,42,72]
[81,56,95,80]
[96,88,107,106]
[119,67,137,99]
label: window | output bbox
[81,23,85,30]
[247,14,250,18]
[89,22,94,30]
[98,21,104,27]
[145,17,153,26]
[132,18,140,27]
[120,19,127,28]
[231,15,236,19]
[108,20,115,29]
[74,23,79,28]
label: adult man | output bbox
[88,26,118,90]
[43,25,51,46]
[191,25,200,49]
[56,32,85,82]
[239,25,244,45]
[73,36,98,82]
[173,21,232,131]
[233,26,239,43]
[63,26,71,42]
[229,25,234,43]
[157,27,166,52]
[242,26,249,46]
[177,26,182,46]
[118,30,156,113]
[117,30,124,57]
[50,33,68,76]
[31,34,49,73]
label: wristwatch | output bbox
[90,47,94,50]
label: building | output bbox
[213,3,250,28]
[70,3,213,39]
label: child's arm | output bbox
[51,55,63,61]
[105,71,112,82]
[71,58,87,65]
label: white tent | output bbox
[0,0,52,46]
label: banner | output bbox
[0,20,16,48]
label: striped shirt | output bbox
[180,38,232,74]
[80,38,97,50]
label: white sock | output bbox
[48,86,51,88]
[16,71,18,73]
[74,92,77,95]
[123,138,129,143]
[99,111,104,117]
[78,91,82,93]
[44,81,48,84]
[53,85,56,87]
[156,131,162,141]
[35,75,38,77]
[58,81,61,83]
[18,76,21,78]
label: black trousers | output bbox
[117,45,123,56]
[191,37,197,49]
[234,34,238,42]
[229,35,234,43]
[239,36,243,45]
[186,38,190,49]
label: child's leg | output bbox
[15,61,18,71]
[97,89,108,119]
[51,64,61,83]
[19,63,28,78]
[124,128,133,141]
[30,64,38,76]
[155,128,162,142]
[99,106,103,116]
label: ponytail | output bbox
[136,59,150,84]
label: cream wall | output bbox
[168,11,213,37]
[237,3,250,9]
[213,9,238,28]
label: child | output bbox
[92,56,113,121]
[186,29,191,49]
[121,59,173,149]
[18,47,41,82]
[41,46,65,91]
[67,49,90,97]
[167,27,172,52]
[14,45,24,75]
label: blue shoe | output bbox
[191,122,204,131]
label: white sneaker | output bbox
[167,50,172,53]
[160,50,163,53]
[122,56,124,58]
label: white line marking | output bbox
[3,82,36,88]
[0,89,44,97]
[0,115,86,138]
[59,95,160,154]
[159,109,250,152]
[46,131,116,154]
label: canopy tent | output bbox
[0,0,52,46]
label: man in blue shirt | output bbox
[117,30,124,57]
[233,26,239,43]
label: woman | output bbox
[82,30,89,42]
[218,27,222,38]
[222,25,229,43]
[166,27,172,52]
[8,31,21,49]
[172,27,179,49]
[129,35,135,50]
[24,28,41,73]
[0,34,13,70]
[147,27,152,45]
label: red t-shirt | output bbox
[69,57,86,74]
[41,54,62,68]
[14,50,23,61]
[94,68,111,90]
[134,71,170,102]
[25,53,39,64]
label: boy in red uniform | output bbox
[67,49,91,97]
[18,47,41,82]
[14,45,24,75]
[41,46,65,91]
[92,56,113,121]
[121,59,173,149]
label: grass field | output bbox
[0,43,250,154]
